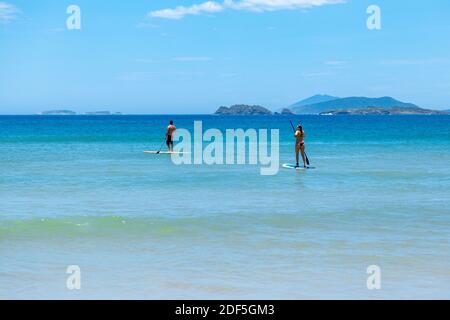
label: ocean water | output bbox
[1,115,449,299]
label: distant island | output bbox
[40,110,77,115]
[320,107,449,115]
[289,95,419,114]
[84,111,122,115]
[278,108,295,115]
[213,97,449,116]
[40,110,122,115]
[215,105,272,115]
[286,95,449,115]
[213,96,449,116]
[289,94,339,111]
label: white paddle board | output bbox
[282,164,314,170]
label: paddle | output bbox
[156,139,166,154]
[290,120,310,166]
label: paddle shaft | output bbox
[156,139,166,154]
[290,121,310,166]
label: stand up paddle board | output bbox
[144,151,190,155]
[282,164,315,170]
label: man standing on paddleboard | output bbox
[295,124,307,168]
[166,120,176,152]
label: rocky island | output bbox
[277,108,294,115]
[215,105,273,115]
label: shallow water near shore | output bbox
[1,115,450,299]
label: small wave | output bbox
[0,215,231,239]
[0,213,314,239]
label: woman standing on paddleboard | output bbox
[295,124,307,168]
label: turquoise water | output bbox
[1,115,450,299]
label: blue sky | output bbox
[1,0,450,114]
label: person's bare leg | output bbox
[295,145,300,167]
[301,153,307,167]
[301,146,307,168]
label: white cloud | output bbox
[150,1,223,19]
[0,2,18,24]
[150,0,345,19]
[225,0,345,12]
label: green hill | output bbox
[320,107,448,115]
[291,96,418,114]
[289,94,339,110]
